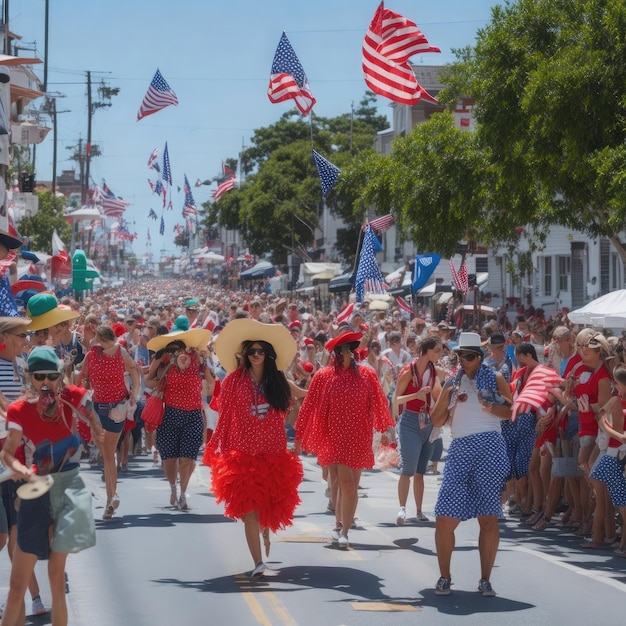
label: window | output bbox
[543,257,552,296]
[558,256,570,292]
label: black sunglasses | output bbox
[33,372,62,382]
[458,352,479,362]
[247,348,265,356]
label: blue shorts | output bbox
[397,409,434,476]
[95,404,126,434]
[435,431,510,521]
[511,412,536,479]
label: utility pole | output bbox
[42,93,68,195]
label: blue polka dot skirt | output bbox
[589,454,626,507]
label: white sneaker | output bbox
[338,534,349,548]
[396,506,406,526]
[330,527,342,541]
[32,596,46,616]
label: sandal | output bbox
[532,515,551,531]
[580,540,605,549]
[522,509,543,526]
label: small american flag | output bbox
[367,213,395,234]
[148,209,158,220]
[213,175,236,201]
[336,302,355,324]
[450,259,469,295]
[268,32,316,116]
[362,2,440,105]
[182,174,198,217]
[137,69,179,121]
[162,142,172,186]
[147,148,159,171]
[312,150,341,197]
[354,225,386,302]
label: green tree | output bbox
[200,94,387,266]
[17,190,71,252]
[440,0,626,260]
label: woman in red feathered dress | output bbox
[295,331,394,548]
[203,319,302,577]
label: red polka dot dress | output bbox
[203,368,303,532]
[296,363,394,469]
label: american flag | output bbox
[93,184,130,217]
[0,275,18,317]
[367,213,395,233]
[148,209,158,220]
[268,32,316,116]
[336,302,355,324]
[223,164,234,177]
[182,174,198,217]
[412,253,441,291]
[354,225,386,302]
[512,365,562,417]
[312,150,341,197]
[137,69,179,121]
[213,175,236,201]
[395,295,414,316]
[162,142,172,186]
[148,179,155,193]
[147,148,159,171]
[362,2,440,105]
[450,258,469,295]
[160,216,165,235]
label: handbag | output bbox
[143,369,170,432]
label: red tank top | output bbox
[404,360,436,413]
[87,345,128,403]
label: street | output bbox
[1,449,625,625]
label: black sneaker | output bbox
[477,578,496,596]
[435,576,451,595]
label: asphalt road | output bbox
[1,447,625,626]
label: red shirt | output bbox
[86,345,127,403]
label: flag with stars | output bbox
[268,32,316,116]
[162,142,172,186]
[312,150,341,197]
[354,225,385,302]
[137,69,179,121]
[182,174,198,217]
[0,274,19,316]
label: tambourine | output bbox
[16,474,55,500]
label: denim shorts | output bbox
[95,404,126,434]
[397,408,434,476]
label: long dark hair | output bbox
[241,340,291,411]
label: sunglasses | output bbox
[458,352,479,362]
[247,348,265,356]
[33,372,62,382]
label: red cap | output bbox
[301,361,314,374]
[288,320,302,330]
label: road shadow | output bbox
[95,511,233,530]
[417,588,534,615]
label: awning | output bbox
[240,261,275,280]
[0,54,43,66]
[10,84,43,101]
[328,271,354,293]
[311,269,338,282]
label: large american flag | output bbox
[182,174,198,217]
[268,32,316,116]
[312,149,341,197]
[137,69,179,121]
[354,225,386,302]
[213,175,236,201]
[362,2,440,105]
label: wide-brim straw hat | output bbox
[214,318,296,373]
[147,315,212,353]
[26,293,80,331]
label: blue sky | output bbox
[12,0,496,258]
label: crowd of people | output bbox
[0,275,625,619]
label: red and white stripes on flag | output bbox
[450,259,469,296]
[362,2,440,105]
[367,213,395,234]
[512,365,563,418]
[336,302,355,324]
[213,175,236,201]
[395,295,413,316]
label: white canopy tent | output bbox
[568,290,626,328]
